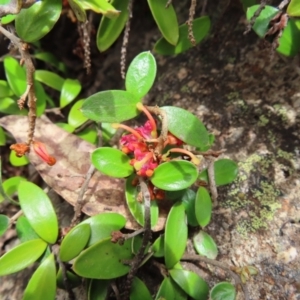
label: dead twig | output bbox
[182,253,250,300]
[207,157,218,206]
[0,0,36,17]
[187,0,197,46]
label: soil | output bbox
[1,0,300,299]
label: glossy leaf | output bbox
[210,282,236,300]
[15,0,62,42]
[81,90,140,123]
[0,127,5,146]
[81,213,126,246]
[34,80,47,117]
[57,268,82,290]
[77,127,98,144]
[102,122,117,144]
[125,51,157,99]
[151,161,198,191]
[0,239,47,276]
[288,0,300,17]
[73,237,134,279]
[154,16,210,55]
[69,0,87,22]
[56,122,75,133]
[35,70,64,91]
[152,234,164,257]
[0,14,16,24]
[125,174,159,228]
[60,79,82,108]
[195,187,212,227]
[193,230,218,259]
[130,277,152,300]
[4,57,26,97]
[88,279,110,300]
[198,159,238,186]
[68,99,88,128]
[59,223,91,262]
[181,189,198,227]
[1,176,25,202]
[0,80,13,97]
[9,150,29,166]
[162,106,210,149]
[148,0,178,45]
[156,277,187,300]
[16,216,40,242]
[34,52,67,73]
[81,0,120,18]
[18,181,59,244]
[169,269,209,300]
[0,214,9,237]
[247,5,300,57]
[0,97,27,115]
[23,254,56,300]
[165,202,187,269]
[91,147,134,178]
[97,0,129,52]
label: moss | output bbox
[273,104,288,122]
[258,115,269,127]
[226,91,240,100]
[180,85,190,93]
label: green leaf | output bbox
[169,269,209,300]
[97,0,129,52]
[35,70,64,91]
[15,0,62,42]
[156,277,188,300]
[69,0,87,22]
[60,79,82,108]
[4,56,26,97]
[193,230,218,259]
[198,159,238,186]
[23,254,56,300]
[0,214,9,237]
[77,127,98,144]
[88,279,110,300]
[0,80,13,97]
[0,239,47,276]
[125,51,157,99]
[91,147,134,178]
[34,52,67,73]
[0,126,6,146]
[9,150,29,167]
[151,161,198,191]
[73,237,134,279]
[18,181,59,244]
[288,0,300,17]
[16,216,40,242]
[154,16,210,55]
[81,90,140,123]
[102,122,117,144]
[195,187,212,227]
[68,99,88,128]
[34,80,47,117]
[57,268,82,290]
[0,97,27,115]
[81,0,120,18]
[152,234,164,257]
[210,282,236,300]
[130,277,152,300]
[148,0,178,45]
[0,14,16,25]
[55,122,75,133]
[162,106,209,149]
[81,213,126,246]
[59,223,91,262]
[165,202,187,269]
[181,189,198,227]
[125,174,159,228]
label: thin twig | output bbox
[123,228,145,240]
[201,0,207,16]
[123,177,152,299]
[278,0,290,10]
[182,254,250,300]
[0,0,36,17]
[111,280,121,300]
[9,210,23,225]
[120,0,133,79]
[187,0,197,46]
[207,157,218,206]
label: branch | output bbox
[0,0,36,17]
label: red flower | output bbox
[32,141,56,166]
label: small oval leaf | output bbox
[287,0,300,17]
[181,189,198,227]
[16,216,40,242]
[57,268,82,290]
[9,150,29,166]
[193,230,218,259]
[73,237,134,279]
[69,0,87,22]
[15,0,62,42]
[0,80,13,97]
[81,90,140,123]
[151,161,198,191]
[18,181,59,244]
[0,239,47,276]
[68,99,88,128]
[35,70,64,91]
[130,277,152,300]
[125,51,157,99]
[23,254,56,300]
[152,234,164,258]
[60,78,82,108]
[165,202,187,269]
[88,279,110,300]
[91,147,134,178]
[210,282,236,300]
[154,16,210,55]
[195,187,212,227]
[0,214,9,237]
[59,223,91,262]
